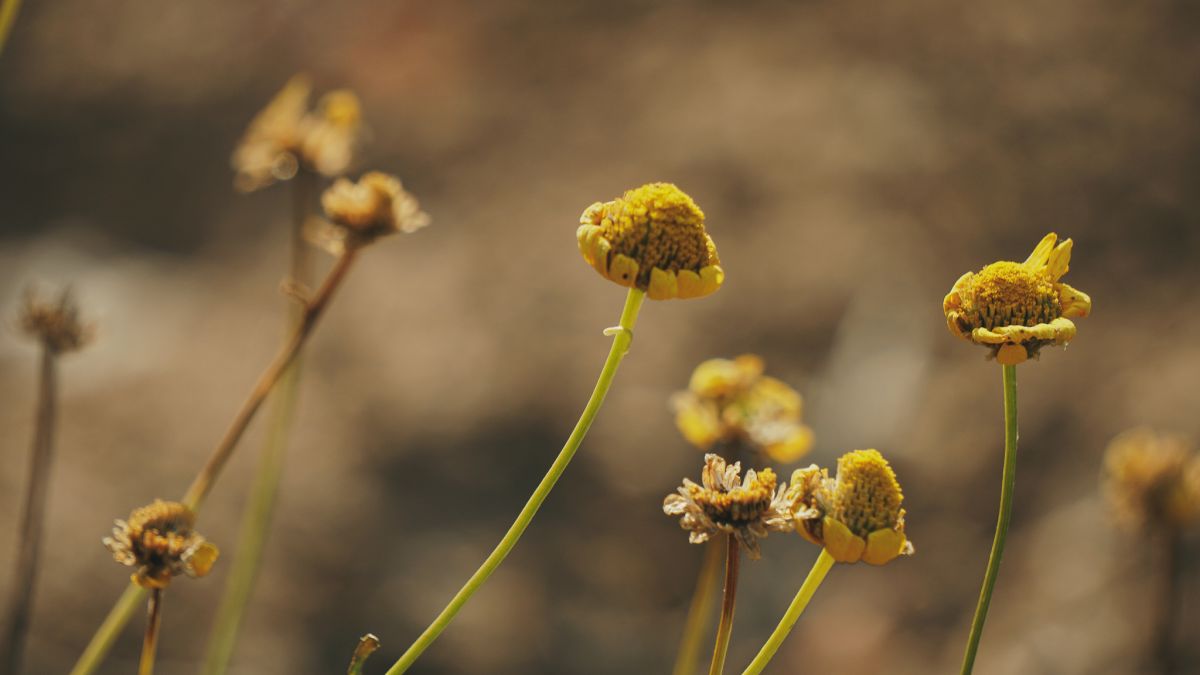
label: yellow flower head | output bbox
[19,286,93,354]
[789,449,913,565]
[1103,428,1200,531]
[577,183,723,300]
[232,75,365,192]
[672,355,814,464]
[663,454,798,559]
[103,500,219,589]
[943,233,1092,365]
[313,171,430,253]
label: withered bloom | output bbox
[663,454,797,559]
[1104,428,1200,532]
[19,287,92,354]
[311,171,431,253]
[103,500,219,589]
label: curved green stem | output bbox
[707,536,740,675]
[69,585,147,675]
[387,288,646,674]
[672,539,723,675]
[741,549,834,675]
[960,364,1018,674]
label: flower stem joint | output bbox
[943,233,1091,366]
[577,183,724,300]
[789,449,913,566]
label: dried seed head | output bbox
[103,500,219,589]
[663,454,798,559]
[19,286,93,354]
[943,233,1091,365]
[577,183,723,300]
[314,171,430,253]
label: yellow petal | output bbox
[607,254,639,287]
[1056,282,1091,318]
[576,225,610,277]
[1023,232,1058,269]
[822,516,865,563]
[188,542,220,578]
[996,343,1028,365]
[862,529,908,566]
[1045,237,1072,281]
[765,426,814,464]
[971,327,1009,345]
[675,269,704,298]
[1047,317,1077,344]
[943,272,973,313]
[673,400,722,449]
[647,267,679,300]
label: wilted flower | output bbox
[663,454,797,559]
[103,500,219,589]
[232,75,365,192]
[672,355,814,464]
[789,449,913,565]
[311,171,430,253]
[577,182,723,300]
[944,233,1091,365]
[1104,428,1200,531]
[19,286,92,354]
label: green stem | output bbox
[201,168,316,675]
[741,549,835,675]
[137,589,163,675]
[707,535,740,675]
[386,288,646,674]
[672,539,723,675]
[69,585,147,675]
[960,364,1018,675]
[0,347,57,675]
[0,0,22,57]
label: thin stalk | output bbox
[71,248,360,675]
[387,288,646,674]
[960,364,1018,674]
[347,634,382,675]
[202,169,317,675]
[1154,527,1180,675]
[672,540,723,675]
[137,590,163,675]
[708,535,741,675]
[0,346,57,675]
[0,0,22,57]
[741,549,835,675]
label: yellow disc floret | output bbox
[832,450,905,537]
[577,182,723,300]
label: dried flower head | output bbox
[232,75,365,192]
[663,454,797,559]
[944,233,1091,365]
[1104,428,1200,531]
[789,449,913,565]
[672,355,814,464]
[312,171,431,253]
[577,182,723,300]
[19,286,93,354]
[103,500,219,589]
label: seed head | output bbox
[19,286,93,354]
[103,500,219,589]
[1104,428,1200,531]
[313,171,430,253]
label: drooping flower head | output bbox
[19,286,93,354]
[577,183,723,300]
[672,355,814,464]
[103,500,219,589]
[663,454,797,559]
[232,75,365,192]
[789,449,913,565]
[312,171,431,253]
[944,233,1091,365]
[1103,428,1200,532]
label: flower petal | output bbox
[608,254,640,287]
[862,529,908,566]
[1023,232,1058,269]
[996,343,1029,365]
[1056,282,1091,318]
[1045,237,1073,281]
[647,267,679,300]
[821,516,865,563]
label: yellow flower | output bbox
[672,355,813,464]
[312,171,430,253]
[663,454,798,559]
[1104,428,1200,531]
[103,500,219,589]
[789,449,913,565]
[19,286,93,354]
[577,183,723,300]
[232,75,365,192]
[943,233,1092,365]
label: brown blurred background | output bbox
[2,1,1199,673]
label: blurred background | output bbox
[1,0,1198,673]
